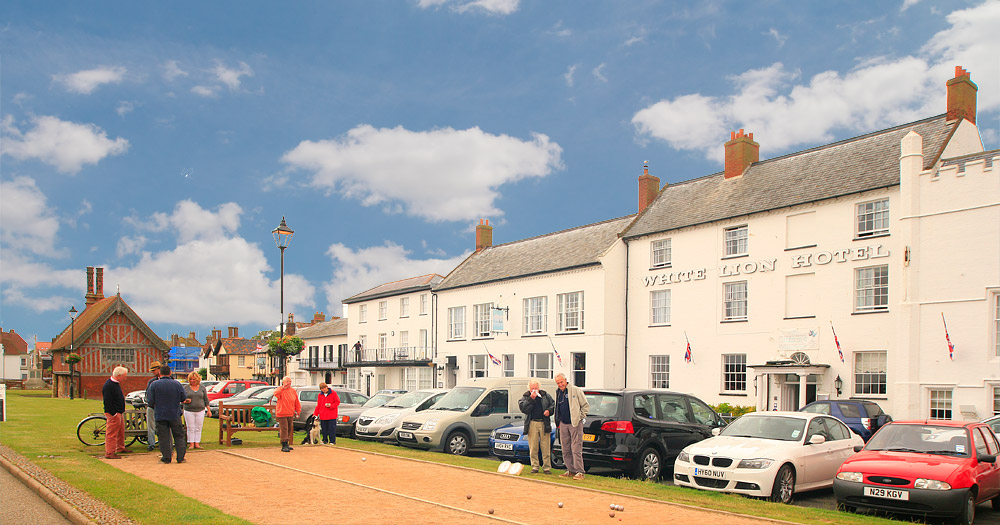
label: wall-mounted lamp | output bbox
[834,374,843,397]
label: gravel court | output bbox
[109,446,777,525]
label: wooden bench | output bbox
[218,402,278,446]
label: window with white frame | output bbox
[930,389,953,420]
[650,289,671,325]
[651,239,671,268]
[557,292,584,332]
[529,353,554,379]
[378,333,387,350]
[650,355,669,388]
[448,306,466,340]
[572,352,586,387]
[400,297,409,318]
[358,335,367,355]
[358,304,367,323]
[993,386,1000,416]
[378,300,388,320]
[102,348,135,365]
[404,367,432,391]
[853,351,887,395]
[723,281,748,321]
[722,354,747,392]
[420,294,428,315]
[419,366,433,389]
[993,293,1000,356]
[238,355,246,367]
[523,296,547,334]
[856,199,889,238]
[347,368,359,390]
[419,329,428,351]
[724,225,748,256]
[469,355,486,378]
[403,367,419,391]
[473,303,493,338]
[502,354,514,377]
[399,331,409,350]
[855,265,889,312]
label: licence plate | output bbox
[582,434,597,442]
[693,467,727,479]
[398,431,413,440]
[495,443,514,451]
[356,426,371,434]
[864,486,909,501]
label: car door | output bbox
[798,417,840,487]
[972,427,1000,500]
[472,389,509,445]
[686,396,722,439]
[650,393,696,458]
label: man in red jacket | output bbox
[274,376,301,452]
[313,382,341,444]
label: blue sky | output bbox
[1,0,997,347]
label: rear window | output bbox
[585,394,621,418]
[300,390,319,402]
[862,402,884,418]
[837,402,863,418]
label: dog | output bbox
[301,414,321,445]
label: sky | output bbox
[1,0,998,348]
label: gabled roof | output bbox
[344,274,444,304]
[217,338,263,356]
[1,329,28,355]
[623,115,956,240]
[163,334,203,347]
[50,295,171,355]
[435,215,635,292]
[295,318,349,339]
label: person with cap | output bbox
[147,365,187,464]
[144,361,162,451]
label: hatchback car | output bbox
[262,386,369,430]
[800,400,891,442]
[983,414,1000,435]
[551,388,725,480]
[674,411,863,503]
[212,386,278,416]
[337,393,400,437]
[834,420,1000,524]
[355,389,447,442]
[489,422,564,469]
[206,380,268,401]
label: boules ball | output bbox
[558,502,564,508]
[488,509,494,515]
[610,504,615,509]
[618,505,625,512]
[466,494,472,500]
[361,457,366,462]
[609,511,616,518]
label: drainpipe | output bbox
[623,239,630,389]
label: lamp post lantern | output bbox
[834,374,843,397]
[272,217,294,382]
[68,306,78,400]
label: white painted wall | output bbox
[346,289,434,391]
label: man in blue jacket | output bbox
[147,365,187,464]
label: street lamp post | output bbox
[272,217,294,383]
[68,306,78,400]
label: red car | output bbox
[833,420,1000,525]
[206,380,267,401]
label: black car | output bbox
[552,388,725,480]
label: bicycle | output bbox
[76,403,149,447]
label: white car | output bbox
[355,389,448,442]
[673,411,863,504]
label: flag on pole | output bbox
[484,344,501,366]
[547,337,563,366]
[683,332,692,363]
[942,313,955,361]
[256,342,265,352]
[830,321,845,363]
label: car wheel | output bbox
[955,492,975,525]
[769,464,795,504]
[632,447,662,480]
[445,431,470,456]
[551,451,565,470]
[993,493,1000,511]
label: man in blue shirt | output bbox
[147,365,187,464]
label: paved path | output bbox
[0,464,72,525]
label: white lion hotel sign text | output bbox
[642,244,890,286]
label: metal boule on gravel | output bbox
[609,503,615,509]
[609,511,616,518]
[558,502,564,508]
[466,494,472,500]
[488,508,494,515]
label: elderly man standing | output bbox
[102,366,129,459]
[144,361,161,451]
[554,373,590,480]
[147,365,187,464]
[274,376,301,452]
[518,379,555,474]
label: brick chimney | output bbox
[95,267,104,300]
[475,219,493,253]
[171,334,180,347]
[312,311,326,325]
[947,66,977,124]
[189,331,197,341]
[638,161,660,213]
[724,129,759,179]
[286,313,296,336]
[228,326,238,338]
[85,266,97,306]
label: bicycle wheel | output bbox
[77,415,107,446]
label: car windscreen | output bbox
[229,386,262,399]
[208,383,226,393]
[865,424,970,457]
[385,391,431,409]
[585,394,621,418]
[250,387,277,399]
[722,415,807,441]
[432,387,486,411]
[362,394,396,408]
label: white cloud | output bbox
[1,115,129,174]
[125,200,242,243]
[632,1,1000,161]
[1,287,78,313]
[281,124,563,222]
[416,0,519,15]
[212,60,254,91]
[52,66,126,94]
[564,64,578,87]
[550,20,571,37]
[116,101,134,117]
[323,242,468,312]
[592,63,608,83]
[623,35,644,47]
[116,235,148,257]
[0,177,63,256]
[163,60,189,82]
[901,0,921,12]
[766,28,787,47]
[191,85,220,98]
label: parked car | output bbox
[211,386,278,417]
[834,420,1000,524]
[375,389,409,395]
[356,389,448,442]
[397,377,557,456]
[206,380,268,402]
[125,389,147,407]
[551,388,725,480]
[800,400,891,442]
[489,422,564,469]
[983,414,1000,435]
[337,393,400,437]
[280,386,369,430]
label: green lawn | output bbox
[1,390,898,524]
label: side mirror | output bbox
[473,403,489,417]
[978,454,997,464]
[808,434,826,445]
[711,428,721,436]
[853,445,864,453]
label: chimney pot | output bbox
[85,267,97,306]
[724,129,760,179]
[638,162,660,214]
[475,219,493,253]
[95,267,104,299]
[946,66,977,124]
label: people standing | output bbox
[518,379,555,474]
[147,365,187,464]
[102,366,129,459]
[313,382,340,445]
[554,373,590,480]
[183,372,210,449]
[144,361,161,451]
[352,340,363,363]
[274,376,301,452]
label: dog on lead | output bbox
[301,414,322,445]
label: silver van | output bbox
[395,377,556,455]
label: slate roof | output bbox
[344,274,444,304]
[435,215,635,292]
[624,114,956,239]
[295,318,348,339]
